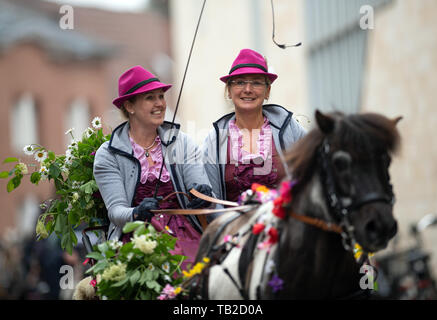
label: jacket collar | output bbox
[108,121,180,156]
[212,104,292,130]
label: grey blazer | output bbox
[202,104,306,201]
[93,121,214,241]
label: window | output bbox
[10,93,39,153]
[305,0,392,113]
[65,97,90,146]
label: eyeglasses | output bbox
[229,80,268,89]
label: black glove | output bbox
[132,197,159,222]
[187,184,213,209]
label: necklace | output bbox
[144,139,157,157]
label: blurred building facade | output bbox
[169,0,437,274]
[0,0,171,243]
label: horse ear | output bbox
[315,110,335,134]
[392,116,403,126]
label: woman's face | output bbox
[228,74,271,113]
[124,89,166,128]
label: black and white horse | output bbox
[189,110,401,299]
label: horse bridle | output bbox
[318,138,395,251]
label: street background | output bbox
[0,0,436,299]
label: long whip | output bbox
[153,0,207,198]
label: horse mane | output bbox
[286,111,401,189]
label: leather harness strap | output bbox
[189,188,240,207]
[150,205,256,216]
[289,211,343,234]
[154,189,344,234]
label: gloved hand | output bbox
[187,184,213,209]
[132,197,159,222]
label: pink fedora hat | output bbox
[112,65,172,108]
[220,48,278,83]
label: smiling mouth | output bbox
[151,110,163,115]
[241,97,256,101]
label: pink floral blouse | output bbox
[228,117,273,164]
[129,135,170,183]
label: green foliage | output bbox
[1,118,111,254]
[86,221,186,300]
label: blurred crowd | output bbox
[0,229,87,300]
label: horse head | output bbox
[289,110,402,254]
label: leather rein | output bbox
[151,189,344,235]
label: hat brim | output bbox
[220,67,278,84]
[113,82,172,108]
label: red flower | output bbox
[251,183,263,192]
[89,279,97,287]
[82,258,90,266]
[252,223,265,235]
[268,227,279,244]
[272,196,286,219]
[280,181,293,203]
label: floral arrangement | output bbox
[0,117,111,254]
[85,221,186,300]
[235,181,296,293]
[157,256,211,300]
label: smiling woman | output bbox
[202,48,307,202]
[92,65,216,271]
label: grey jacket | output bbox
[202,104,306,200]
[93,121,213,241]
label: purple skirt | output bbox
[123,178,201,271]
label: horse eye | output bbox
[332,151,352,172]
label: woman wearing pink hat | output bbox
[203,49,306,202]
[93,65,214,269]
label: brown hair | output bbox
[119,94,144,119]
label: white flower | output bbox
[23,145,34,155]
[16,163,28,175]
[84,127,94,139]
[34,150,48,162]
[65,128,74,135]
[108,240,123,251]
[162,262,170,273]
[127,253,134,261]
[91,117,102,129]
[72,192,79,203]
[65,148,72,158]
[147,263,155,271]
[65,153,74,165]
[68,140,78,150]
[71,181,81,189]
[131,234,157,254]
[61,165,69,175]
[39,165,48,180]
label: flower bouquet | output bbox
[1,117,111,254]
[85,221,186,300]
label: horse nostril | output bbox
[365,220,379,241]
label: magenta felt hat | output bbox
[112,65,172,108]
[220,48,278,83]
